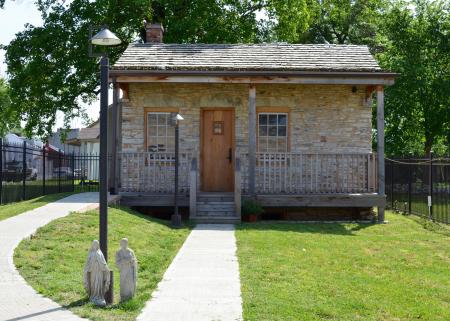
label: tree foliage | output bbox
[300,0,387,48]
[0,78,18,135]
[378,0,450,156]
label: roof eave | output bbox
[109,69,397,78]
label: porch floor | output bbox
[119,192,385,208]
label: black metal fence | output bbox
[386,157,450,224]
[0,140,100,205]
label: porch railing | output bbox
[120,152,191,193]
[240,152,377,194]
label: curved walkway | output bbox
[0,193,99,321]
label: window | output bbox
[258,113,288,152]
[146,112,175,152]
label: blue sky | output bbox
[0,0,100,131]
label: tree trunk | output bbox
[424,135,433,158]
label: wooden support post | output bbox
[376,85,386,223]
[248,84,257,197]
[109,80,119,194]
[234,156,241,218]
[189,157,197,218]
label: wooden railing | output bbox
[120,152,191,193]
[240,152,377,194]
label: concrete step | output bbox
[192,216,241,224]
[196,201,235,205]
[197,210,236,217]
[197,205,235,211]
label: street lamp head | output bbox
[170,113,184,126]
[91,28,122,46]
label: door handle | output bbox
[227,148,232,163]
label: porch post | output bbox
[248,84,257,197]
[109,79,119,194]
[376,85,386,223]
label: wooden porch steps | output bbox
[192,192,241,224]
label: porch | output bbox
[118,151,384,212]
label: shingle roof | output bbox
[77,128,99,141]
[112,43,382,72]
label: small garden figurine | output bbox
[242,199,264,222]
[115,238,137,301]
[83,240,111,307]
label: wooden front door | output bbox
[201,109,234,192]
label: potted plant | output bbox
[242,200,264,222]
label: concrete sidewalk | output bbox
[137,224,243,321]
[0,193,100,321]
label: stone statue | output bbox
[83,240,111,307]
[115,238,137,301]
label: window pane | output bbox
[278,114,287,125]
[277,138,287,152]
[259,114,267,125]
[148,113,157,125]
[157,125,166,137]
[278,126,287,136]
[268,114,277,125]
[158,113,167,125]
[268,137,277,152]
[268,126,277,136]
[259,125,267,136]
[167,126,175,137]
[148,126,157,136]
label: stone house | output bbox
[108,23,396,223]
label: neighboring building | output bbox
[47,128,80,154]
[108,23,396,223]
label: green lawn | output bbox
[0,192,74,221]
[14,207,190,321]
[236,212,450,321]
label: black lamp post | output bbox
[170,112,184,227]
[89,27,121,260]
[89,26,121,305]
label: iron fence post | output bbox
[42,147,46,195]
[58,149,62,193]
[429,152,433,220]
[390,160,394,209]
[0,138,3,205]
[72,153,75,192]
[408,160,412,214]
[22,141,26,200]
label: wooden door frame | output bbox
[200,107,236,192]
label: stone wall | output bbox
[120,83,372,155]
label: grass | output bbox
[0,192,74,221]
[14,207,191,321]
[236,212,450,321]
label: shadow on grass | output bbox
[236,220,374,236]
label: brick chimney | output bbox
[145,22,164,43]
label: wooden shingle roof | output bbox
[112,43,382,72]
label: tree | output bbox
[0,78,19,136]
[377,0,450,156]
[300,0,387,48]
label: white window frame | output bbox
[146,112,175,153]
[257,112,288,153]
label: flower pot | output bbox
[243,213,258,222]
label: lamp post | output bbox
[170,113,184,227]
[89,26,121,305]
[89,27,121,258]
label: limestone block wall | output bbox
[120,83,372,156]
